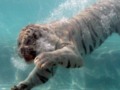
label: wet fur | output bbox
[11,0,120,90]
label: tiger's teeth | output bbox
[34,59,39,64]
[41,64,45,68]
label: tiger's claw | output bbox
[11,84,30,90]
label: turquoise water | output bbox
[0,0,120,90]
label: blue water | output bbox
[0,0,120,90]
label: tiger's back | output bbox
[58,0,120,56]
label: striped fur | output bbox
[11,0,120,90]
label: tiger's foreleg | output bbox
[11,44,83,90]
[11,66,56,90]
[34,44,83,70]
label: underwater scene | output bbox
[0,0,120,90]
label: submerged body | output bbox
[11,0,120,90]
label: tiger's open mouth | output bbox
[23,54,35,62]
[22,50,36,62]
[18,46,37,62]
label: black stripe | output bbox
[91,35,96,47]
[99,39,103,46]
[81,53,83,56]
[74,64,77,68]
[89,45,93,53]
[88,30,96,47]
[82,15,97,48]
[19,84,28,89]
[90,10,110,40]
[89,11,101,39]
[66,60,71,68]
[45,69,52,73]
[86,23,96,47]
[74,17,87,54]
[51,67,54,76]
[90,25,98,38]
[36,73,48,83]
[60,62,63,65]
[81,39,87,54]
[114,5,120,33]
[103,31,108,39]
[82,14,98,38]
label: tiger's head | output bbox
[17,25,40,63]
[17,24,56,63]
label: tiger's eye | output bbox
[33,33,39,39]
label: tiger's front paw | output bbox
[34,52,57,69]
[11,85,19,90]
[11,84,30,90]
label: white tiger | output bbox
[11,0,120,90]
